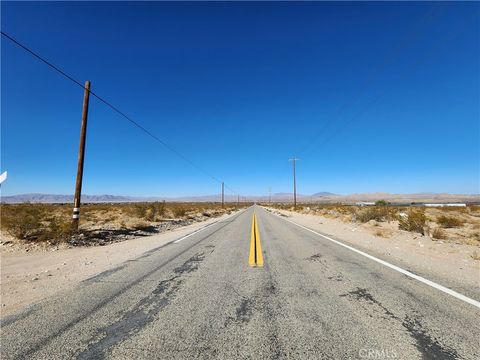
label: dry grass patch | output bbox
[398,209,427,235]
[355,207,384,223]
[431,228,447,240]
[436,215,464,228]
[471,232,480,243]
[354,206,397,223]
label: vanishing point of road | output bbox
[2,205,479,359]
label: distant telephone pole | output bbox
[237,195,240,208]
[269,187,272,204]
[221,182,225,208]
[72,80,91,231]
[289,157,299,209]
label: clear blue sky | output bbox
[1,2,479,197]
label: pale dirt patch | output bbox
[0,211,238,318]
[265,207,480,291]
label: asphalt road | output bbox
[2,205,479,359]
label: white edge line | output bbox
[267,208,480,309]
[173,207,250,244]
[173,221,218,244]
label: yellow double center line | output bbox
[249,212,264,267]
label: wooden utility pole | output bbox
[222,182,225,208]
[289,157,299,209]
[237,195,240,208]
[72,81,91,231]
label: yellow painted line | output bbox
[249,213,256,267]
[254,213,264,267]
[248,212,264,267]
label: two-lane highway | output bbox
[2,205,479,359]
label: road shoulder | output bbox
[263,207,480,297]
[0,210,243,318]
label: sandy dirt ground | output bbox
[264,207,480,293]
[0,211,240,318]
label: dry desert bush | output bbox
[436,215,464,228]
[0,203,72,244]
[354,206,398,223]
[1,202,246,245]
[267,202,480,244]
[398,209,427,235]
[431,227,447,240]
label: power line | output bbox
[298,7,479,158]
[1,30,240,196]
[297,5,443,157]
[1,31,86,89]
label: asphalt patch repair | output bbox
[76,251,207,359]
[340,287,459,359]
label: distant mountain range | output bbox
[1,192,479,204]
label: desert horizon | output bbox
[2,191,479,204]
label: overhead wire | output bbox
[297,5,443,157]
[1,31,240,197]
[301,8,480,155]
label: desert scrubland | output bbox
[263,203,480,296]
[0,202,248,316]
[0,202,249,250]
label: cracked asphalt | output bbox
[1,205,479,359]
